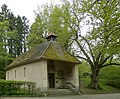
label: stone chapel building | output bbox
[5,33,81,92]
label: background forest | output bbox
[0,4,29,79]
[0,0,120,92]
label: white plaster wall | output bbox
[54,61,79,88]
[6,60,48,91]
[55,61,79,90]
[54,61,65,88]
[63,62,74,84]
[73,64,79,91]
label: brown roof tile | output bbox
[5,41,81,70]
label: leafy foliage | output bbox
[100,66,120,89]
[100,66,120,80]
[29,0,120,89]
[28,3,71,49]
[0,71,5,79]
[60,0,120,89]
[0,4,29,79]
[78,62,91,77]
[0,80,36,96]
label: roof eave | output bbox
[5,58,43,71]
[43,57,82,64]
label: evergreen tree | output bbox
[0,4,30,79]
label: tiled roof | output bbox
[5,41,81,70]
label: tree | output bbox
[61,0,120,89]
[21,16,29,52]
[0,4,29,58]
[0,20,12,79]
[0,4,30,79]
[15,15,29,55]
[0,4,15,68]
[27,15,45,48]
[28,3,71,49]
[28,0,120,89]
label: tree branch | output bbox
[80,35,96,63]
[95,52,102,66]
[75,55,88,61]
[99,55,111,66]
[75,39,94,66]
[102,63,120,68]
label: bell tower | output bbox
[45,33,57,41]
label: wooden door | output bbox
[48,73,55,88]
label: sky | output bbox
[0,0,58,25]
[0,0,89,34]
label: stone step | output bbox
[47,89,78,96]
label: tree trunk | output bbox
[88,68,101,90]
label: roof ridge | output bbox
[40,41,52,58]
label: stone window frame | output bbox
[15,70,16,78]
[7,72,9,80]
[24,67,26,77]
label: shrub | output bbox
[100,66,120,89]
[82,72,90,78]
[0,71,5,79]
[78,62,91,77]
[100,66,120,79]
[0,80,36,96]
[105,80,120,89]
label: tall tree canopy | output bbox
[0,4,29,79]
[71,0,120,89]
[28,3,71,49]
[28,0,120,89]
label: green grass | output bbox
[78,62,120,94]
[80,77,120,94]
[99,79,120,93]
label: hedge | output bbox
[105,80,120,89]
[0,71,5,79]
[0,80,36,96]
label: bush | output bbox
[100,66,120,89]
[78,62,91,77]
[0,71,5,79]
[0,80,36,96]
[82,72,90,78]
[105,80,120,89]
[100,66,120,80]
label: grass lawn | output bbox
[80,77,120,94]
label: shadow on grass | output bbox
[80,78,120,94]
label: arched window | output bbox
[15,70,16,78]
[7,72,9,80]
[24,67,26,77]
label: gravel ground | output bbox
[1,93,120,99]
